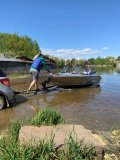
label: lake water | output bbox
[0,66,120,132]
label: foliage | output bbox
[30,107,65,125]
[0,32,119,66]
[0,132,95,160]
[52,56,117,69]
[88,56,116,65]
[0,32,119,67]
[0,131,55,160]
[0,33,39,58]
[59,134,95,160]
[0,137,19,160]
[53,57,65,68]
[0,119,21,160]
[7,119,22,141]
[88,58,95,64]
[19,138,55,160]
[116,56,120,61]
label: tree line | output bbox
[53,56,120,68]
[0,33,39,58]
[0,33,120,68]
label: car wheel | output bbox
[0,95,6,110]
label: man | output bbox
[27,50,51,92]
[83,61,96,75]
[83,61,90,72]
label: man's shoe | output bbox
[27,89,30,93]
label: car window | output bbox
[0,69,6,77]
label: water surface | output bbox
[0,66,120,132]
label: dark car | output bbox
[0,69,15,109]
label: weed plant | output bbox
[30,107,65,125]
[58,132,95,160]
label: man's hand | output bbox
[49,73,56,77]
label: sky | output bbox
[0,0,120,60]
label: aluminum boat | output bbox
[50,65,102,87]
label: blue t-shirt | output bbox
[31,56,50,72]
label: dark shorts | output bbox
[30,68,39,80]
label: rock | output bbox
[19,124,105,160]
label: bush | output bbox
[30,107,65,125]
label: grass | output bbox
[58,133,95,160]
[0,107,95,160]
[30,107,65,126]
[8,73,29,78]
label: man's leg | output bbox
[28,79,36,91]
[35,79,39,91]
[41,76,52,89]
[27,71,39,92]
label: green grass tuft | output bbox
[30,107,65,126]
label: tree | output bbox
[88,58,95,64]
[116,56,120,61]
[0,33,39,58]
[53,57,65,68]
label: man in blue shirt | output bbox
[27,50,51,92]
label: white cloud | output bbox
[102,47,108,50]
[41,47,106,59]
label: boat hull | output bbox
[51,74,101,87]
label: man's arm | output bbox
[33,54,40,60]
[42,60,51,73]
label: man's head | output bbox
[38,50,43,57]
[84,61,88,65]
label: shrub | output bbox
[30,107,65,125]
